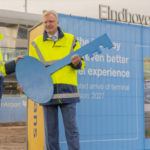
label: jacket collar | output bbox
[43,26,64,42]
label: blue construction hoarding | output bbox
[57,14,150,150]
[0,97,27,123]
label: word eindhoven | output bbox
[99,4,150,26]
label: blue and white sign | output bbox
[0,97,27,123]
[57,14,149,150]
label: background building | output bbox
[0,9,42,97]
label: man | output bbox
[0,33,23,100]
[18,10,85,150]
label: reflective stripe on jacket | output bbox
[29,27,85,105]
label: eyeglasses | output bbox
[44,20,58,24]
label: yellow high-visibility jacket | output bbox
[0,49,6,99]
[0,34,6,77]
[0,34,16,98]
[29,27,85,105]
[0,50,6,77]
[0,34,6,99]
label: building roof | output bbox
[0,9,42,26]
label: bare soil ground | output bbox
[0,123,26,150]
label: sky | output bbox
[0,0,149,19]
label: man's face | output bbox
[43,14,59,35]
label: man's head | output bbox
[42,10,59,35]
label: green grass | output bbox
[144,64,150,80]
[144,64,150,71]
[145,128,150,138]
[144,57,150,62]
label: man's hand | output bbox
[17,83,23,93]
[71,54,80,66]
[15,56,24,64]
